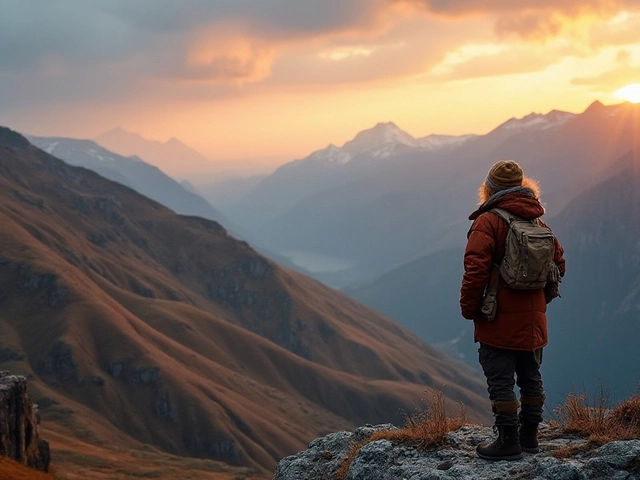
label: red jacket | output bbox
[460,190,566,351]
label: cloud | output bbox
[615,49,632,65]
[396,0,639,17]
[0,0,413,106]
[571,65,640,88]
[586,12,640,49]
[0,1,395,72]
[395,0,640,41]
[1,0,639,139]
[263,16,488,88]
[429,44,558,80]
[0,0,489,110]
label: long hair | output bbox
[477,177,541,205]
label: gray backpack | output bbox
[491,208,559,290]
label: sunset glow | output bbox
[614,84,640,103]
[1,3,640,174]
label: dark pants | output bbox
[478,343,545,426]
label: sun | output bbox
[614,84,640,103]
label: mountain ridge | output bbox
[27,134,231,229]
[95,127,216,180]
[228,101,640,286]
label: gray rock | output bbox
[274,424,640,480]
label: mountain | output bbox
[543,151,640,405]
[343,246,470,358]
[341,121,422,156]
[95,127,217,181]
[347,148,640,408]
[229,102,640,287]
[0,126,489,475]
[27,135,231,228]
[227,122,476,231]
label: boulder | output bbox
[274,424,640,480]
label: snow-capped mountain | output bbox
[27,135,230,227]
[30,136,144,166]
[289,122,474,167]
[496,110,575,132]
[228,101,640,288]
[341,122,421,156]
[417,134,478,150]
[304,144,353,165]
[229,121,474,227]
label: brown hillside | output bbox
[0,126,489,474]
[0,458,55,480]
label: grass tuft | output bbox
[551,384,640,457]
[335,389,466,480]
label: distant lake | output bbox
[282,250,353,273]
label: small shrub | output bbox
[335,389,466,480]
[609,391,640,430]
[552,384,640,457]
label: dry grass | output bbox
[335,390,466,480]
[49,448,264,480]
[0,457,56,480]
[551,385,640,457]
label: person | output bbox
[460,160,566,461]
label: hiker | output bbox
[460,160,566,461]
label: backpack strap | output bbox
[490,207,532,273]
[490,207,519,224]
[490,207,539,225]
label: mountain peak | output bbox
[94,128,213,178]
[97,126,146,144]
[166,136,184,146]
[585,100,605,113]
[342,122,418,156]
[496,109,574,132]
[0,126,31,150]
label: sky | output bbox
[1,0,640,171]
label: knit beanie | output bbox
[485,160,523,191]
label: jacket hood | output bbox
[468,186,545,221]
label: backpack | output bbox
[490,208,559,290]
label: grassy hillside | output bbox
[0,126,489,475]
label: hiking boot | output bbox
[476,425,523,461]
[519,422,540,453]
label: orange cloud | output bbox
[186,26,276,84]
[572,65,640,88]
[431,46,563,80]
[587,12,640,48]
[396,0,640,42]
[172,3,416,87]
[396,0,638,17]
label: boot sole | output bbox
[477,452,524,461]
[522,446,540,454]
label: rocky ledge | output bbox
[274,424,640,480]
[0,372,51,472]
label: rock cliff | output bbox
[274,424,640,480]
[0,372,50,472]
